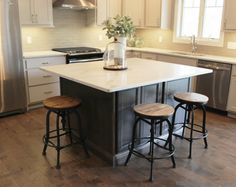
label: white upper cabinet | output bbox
[122,0,172,28]
[122,0,145,27]
[96,0,122,26]
[145,0,161,27]
[19,0,53,26]
[224,0,236,30]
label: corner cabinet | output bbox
[24,55,65,108]
[19,0,53,26]
[145,0,161,27]
[227,65,236,114]
[224,0,236,30]
[122,0,172,28]
[96,0,122,26]
[122,0,145,27]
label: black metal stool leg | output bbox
[149,120,155,182]
[61,111,66,131]
[42,110,51,155]
[182,104,189,138]
[166,119,176,168]
[164,103,182,148]
[75,110,89,157]
[56,113,61,169]
[201,105,208,149]
[188,106,194,159]
[66,111,73,144]
[124,117,140,166]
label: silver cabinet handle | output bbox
[42,62,49,65]
[44,91,53,94]
[42,75,52,78]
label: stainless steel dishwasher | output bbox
[196,60,232,111]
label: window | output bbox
[174,0,224,46]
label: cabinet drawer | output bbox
[29,83,60,103]
[27,69,59,86]
[157,55,197,66]
[25,56,65,69]
[141,53,157,60]
[126,51,141,58]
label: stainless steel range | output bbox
[52,47,104,64]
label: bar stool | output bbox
[172,92,208,159]
[42,96,89,169]
[124,103,176,182]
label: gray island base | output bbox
[60,77,190,166]
[40,58,212,166]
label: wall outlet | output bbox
[98,35,103,41]
[26,36,32,44]
[158,36,163,43]
[227,42,236,49]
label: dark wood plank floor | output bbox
[0,108,235,187]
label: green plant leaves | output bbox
[103,15,135,39]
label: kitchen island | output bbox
[41,58,211,166]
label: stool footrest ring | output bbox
[127,136,175,161]
[173,122,208,141]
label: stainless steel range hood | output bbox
[53,0,95,10]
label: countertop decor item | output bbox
[102,15,135,70]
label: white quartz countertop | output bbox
[128,47,236,64]
[23,51,66,58]
[40,58,212,93]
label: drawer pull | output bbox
[42,75,52,78]
[44,91,53,94]
[42,62,49,65]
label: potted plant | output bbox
[102,15,135,70]
[103,15,135,46]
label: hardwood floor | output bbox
[0,108,235,186]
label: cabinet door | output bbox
[228,76,236,112]
[122,0,145,27]
[224,0,236,30]
[19,0,33,24]
[145,0,161,27]
[96,0,121,26]
[227,66,236,112]
[107,0,121,18]
[34,0,53,25]
[96,0,108,26]
[19,0,53,26]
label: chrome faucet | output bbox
[191,35,197,54]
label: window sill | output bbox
[173,35,224,48]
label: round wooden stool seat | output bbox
[134,103,174,119]
[174,92,208,105]
[43,96,81,110]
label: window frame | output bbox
[173,0,225,47]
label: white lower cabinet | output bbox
[157,54,197,91]
[126,51,141,58]
[29,83,60,103]
[227,65,236,114]
[141,52,158,60]
[24,55,65,107]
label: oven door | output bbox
[67,53,104,64]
